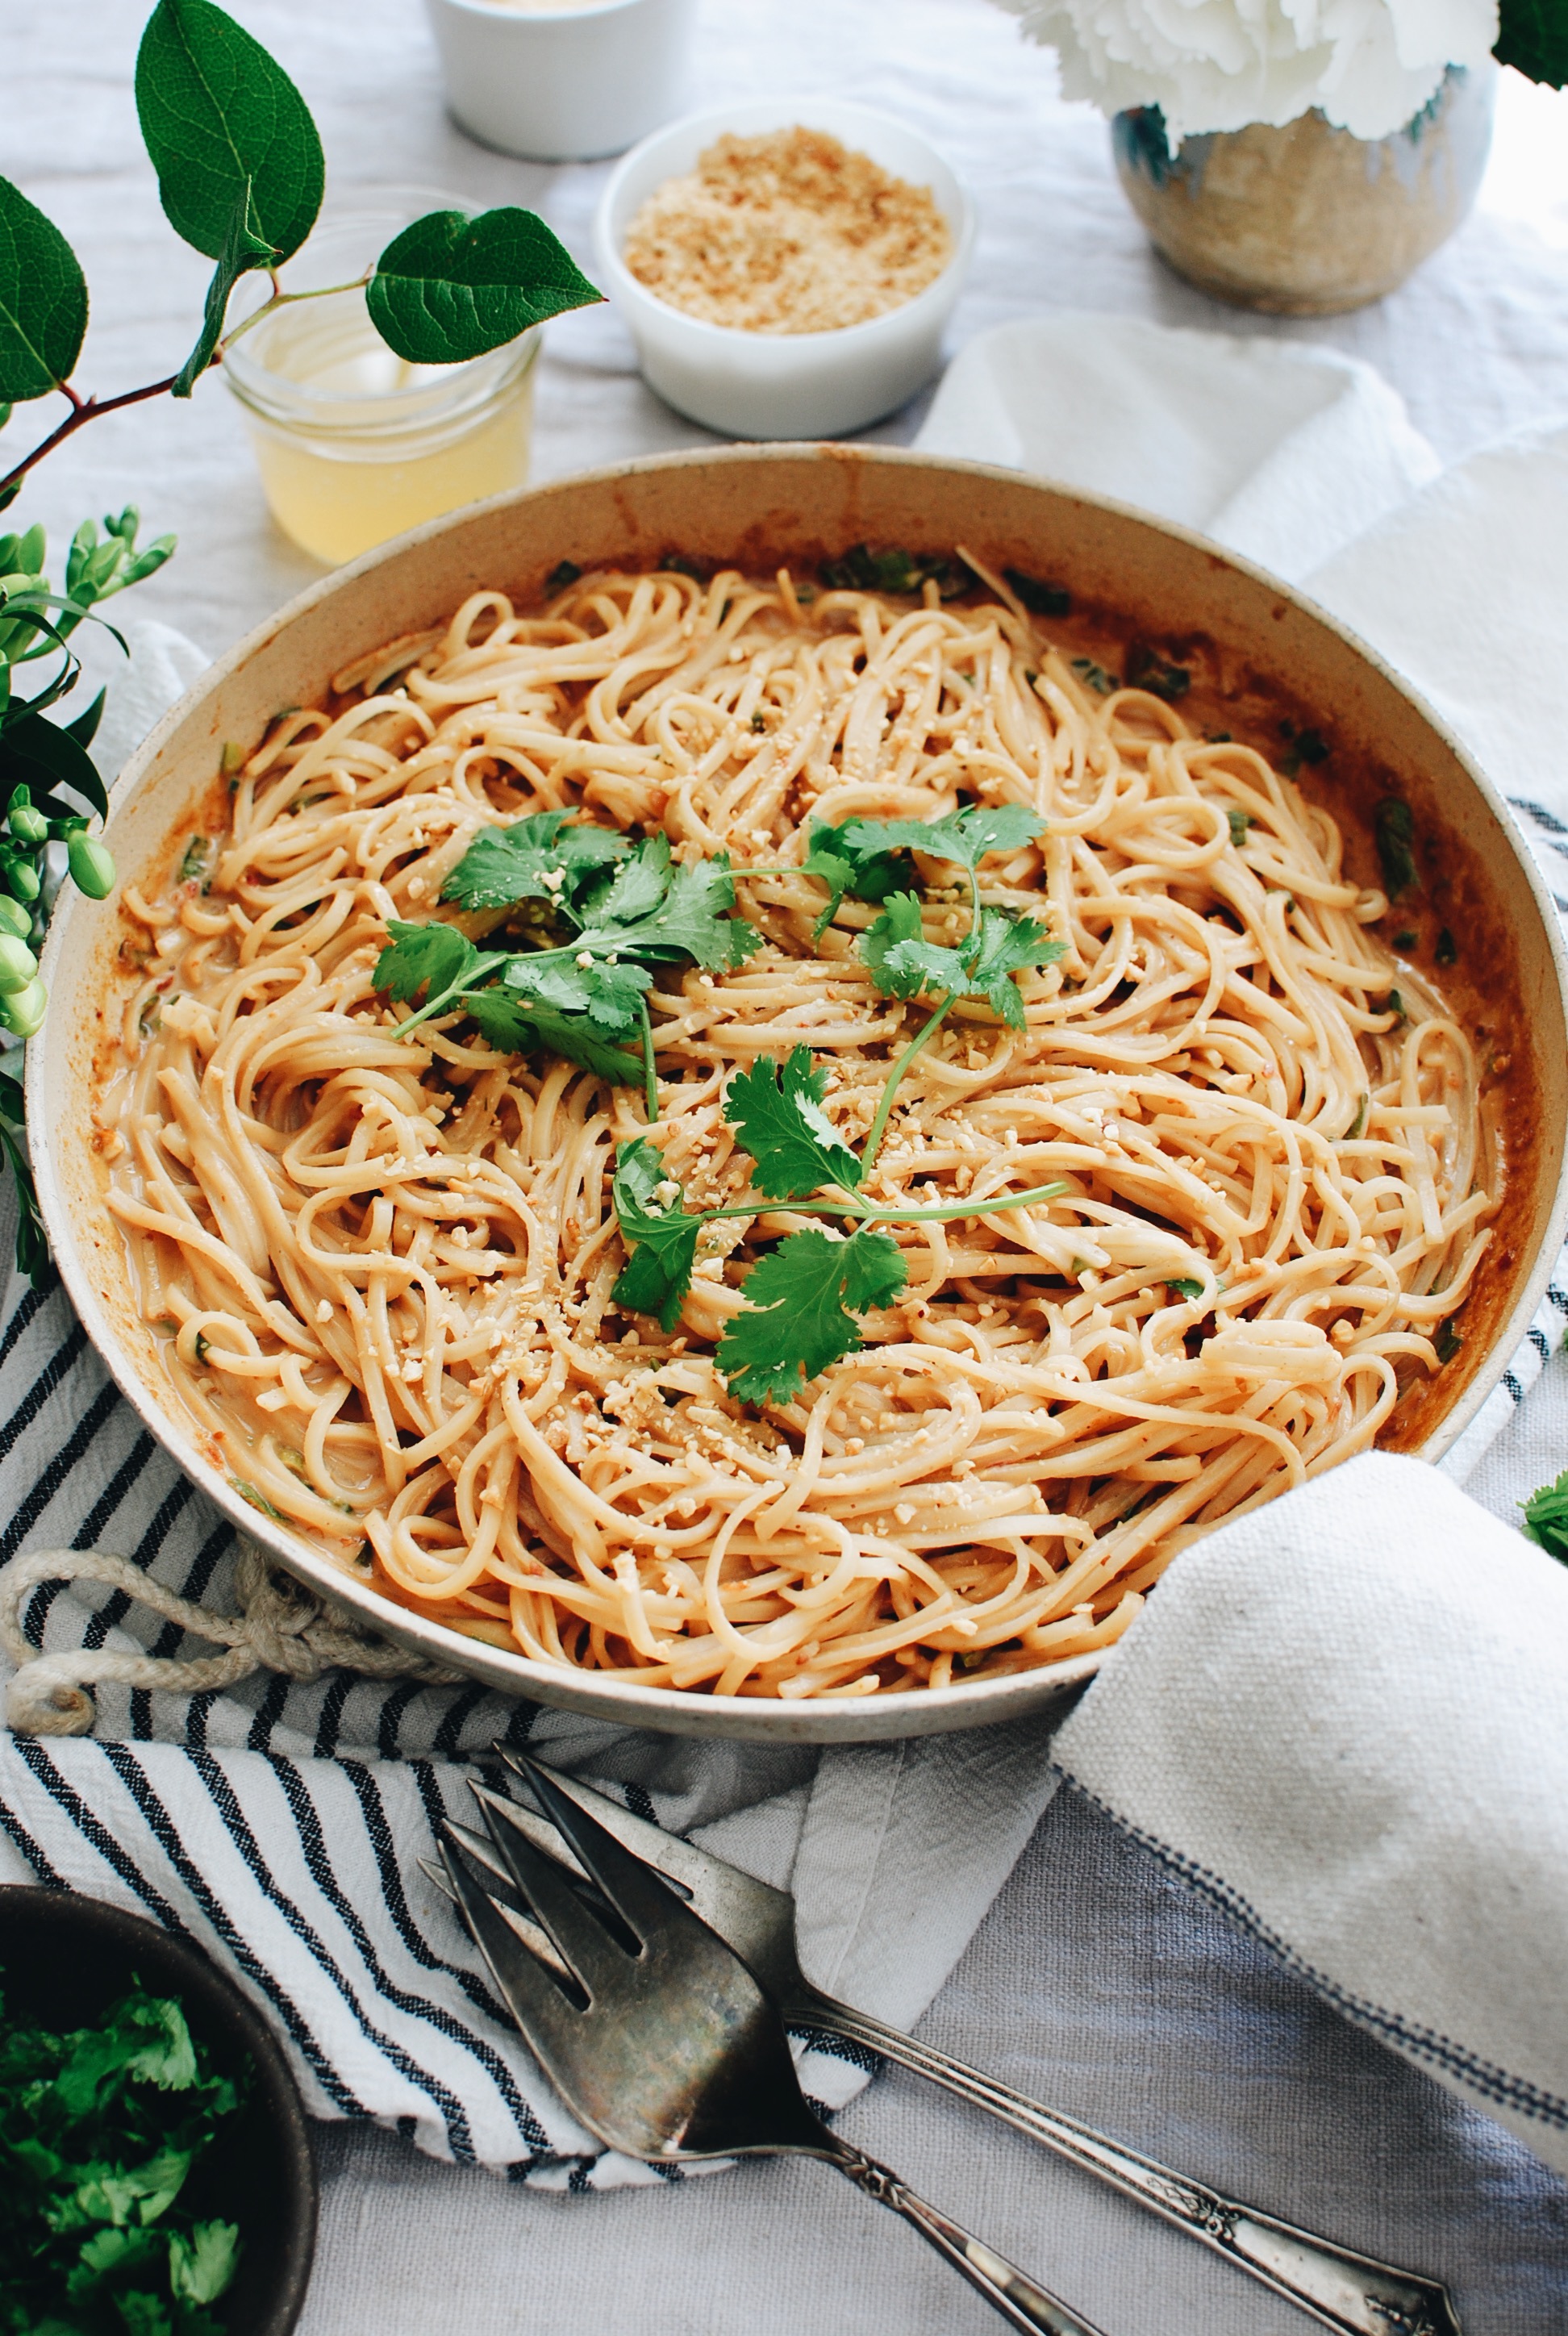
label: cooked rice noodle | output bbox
[102,562,1491,1700]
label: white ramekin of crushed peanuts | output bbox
[594,99,976,440]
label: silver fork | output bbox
[436,1758,1108,2336]
[444,1753,1460,2336]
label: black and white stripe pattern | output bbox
[0,1181,1077,2173]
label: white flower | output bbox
[995,0,1498,143]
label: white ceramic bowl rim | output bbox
[597,98,976,348]
[434,0,668,19]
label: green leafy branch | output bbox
[0,0,601,508]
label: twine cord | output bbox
[0,1546,461,1737]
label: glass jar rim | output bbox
[222,185,543,436]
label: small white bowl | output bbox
[594,98,976,440]
[423,0,697,165]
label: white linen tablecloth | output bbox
[5,1,1568,2328]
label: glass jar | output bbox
[223,189,541,565]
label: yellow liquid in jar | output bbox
[233,300,537,566]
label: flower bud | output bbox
[0,895,32,941]
[0,977,47,1038]
[8,803,48,846]
[0,936,38,995]
[67,833,115,900]
[6,859,40,903]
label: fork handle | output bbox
[824,2135,1105,2336]
[800,1992,1460,2336]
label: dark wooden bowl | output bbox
[0,1885,318,2336]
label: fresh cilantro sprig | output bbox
[611,1040,1067,1405]
[0,1974,247,2334]
[373,818,761,1112]
[794,800,1046,940]
[1521,1468,1568,1563]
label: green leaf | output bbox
[836,801,1046,878]
[0,708,110,820]
[1002,566,1071,617]
[611,1138,700,1332]
[464,987,641,1084]
[115,2296,176,2336]
[65,686,106,749]
[1494,0,1568,86]
[961,908,1062,1028]
[818,544,965,599]
[64,2224,163,2300]
[1166,1276,1204,1302]
[858,893,1061,1024]
[1124,643,1191,702]
[173,177,276,397]
[718,1226,907,1404]
[581,841,759,970]
[1374,798,1419,899]
[136,0,323,265]
[366,207,600,366]
[169,2219,240,2305]
[499,950,650,1036]
[857,890,970,1003]
[0,177,89,403]
[440,812,628,912]
[724,1047,863,1201]
[372,920,480,1006]
[802,817,905,935]
[1521,1466,1568,1561]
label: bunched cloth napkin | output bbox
[1051,1450,1568,2180]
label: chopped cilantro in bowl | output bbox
[0,1890,315,2336]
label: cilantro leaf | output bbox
[857,891,971,1002]
[717,1226,907,1404]
[801,817,907,936]
[583,841,759,968]
[818,544,964,598]
[611,1138,701,1331]
[465,987,642,1084]
[961,908,1063,1028]
[1374,798,1419,899]
[1166,1277,1205,1302]
[500,951,651,1036]
[440,813,628,912]
[372,920,482,1007]
[169,2218,240,2305]
[1522,1466,1568,1562]
[724,1047,864,1200]
[835,801,1045,879]
[857,895,1061,1023]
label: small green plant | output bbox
[0,0,602,1281]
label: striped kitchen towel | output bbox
[0,1218,1063,2175]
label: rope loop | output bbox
[0,1542,462,1737]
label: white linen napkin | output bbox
[915,311,1441,581]
[1049,1450,1568,2178]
